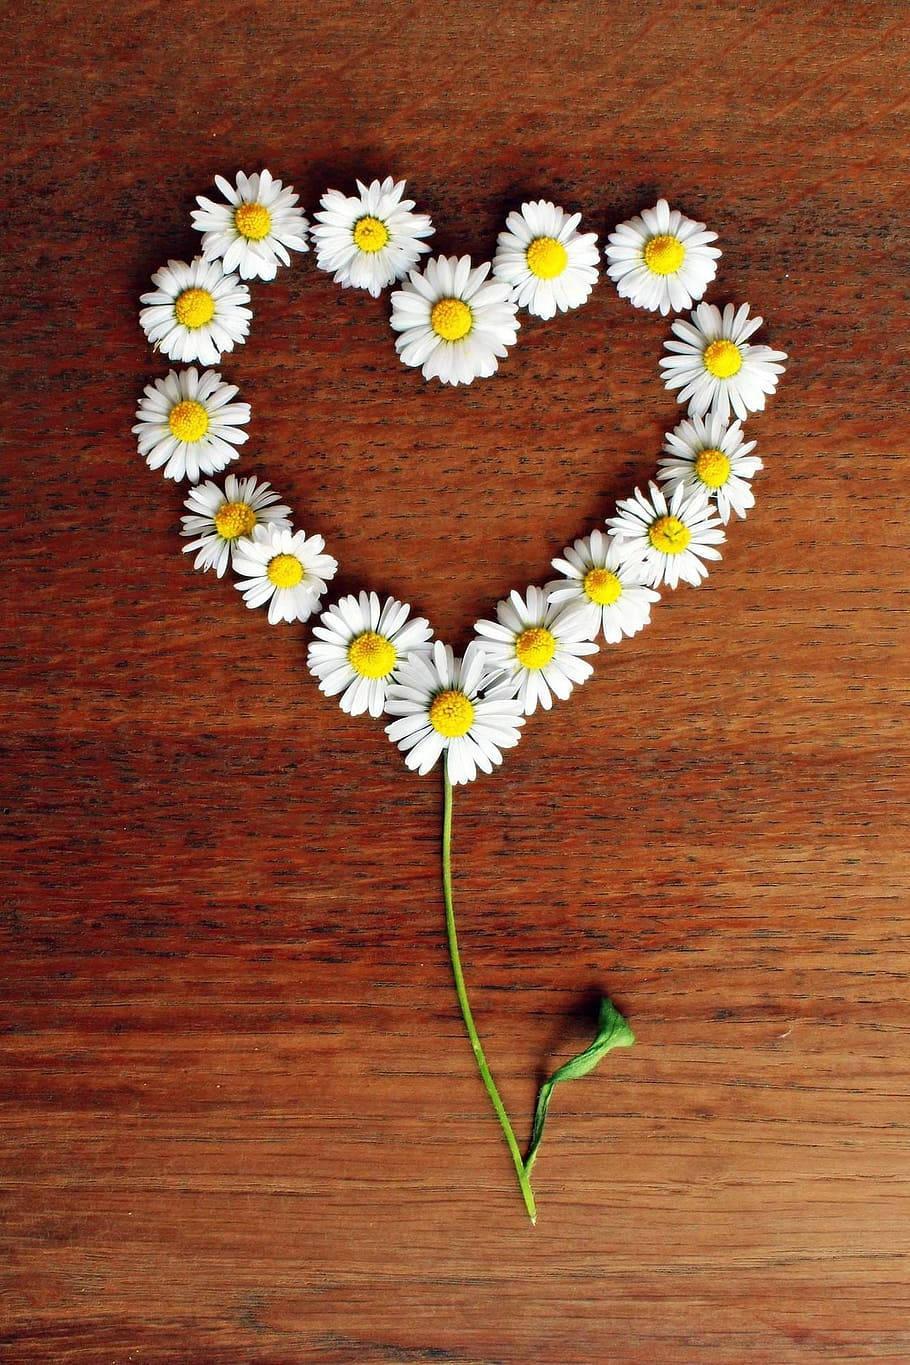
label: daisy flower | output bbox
[492,200,599,320]
[473,586,598,715]
[179,474,292,578]
[133,367,250,483]
[606,481,725,590]
[547,529,660,644]
[390,254,520,386]
[657,413,763,524]
[192,169,309,282]
[307,591,433,718]
[385,641,525,785]
[311,176,434,298]
[660,302,788,423]
[139,257,252,366]
[605,198,720,315]
[233,524,337,625]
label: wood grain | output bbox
[1,1,909,1360]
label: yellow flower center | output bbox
[174,288,216,329]
[352,215,390,253]
[430,297,473,342]
[525,235,568,280]
[649,514,692,555]
[643,233,685,275]
[515,626,557,670]
[583,567,622,606]
[694,448,732,489]
[213,500,257,540]
[703,338,743,378]
[429,689,475,738]
[167,399,209,444]
[234,201,272,241]
[266,554,304,589]
[348,630,396,679]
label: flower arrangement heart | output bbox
[134,170,787,1223]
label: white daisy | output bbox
[233,524,337,625]
[385,641,525,785]
[133,367,250,483]
[179,474,292,578]
[605,198,720,315]
[660,302,788,423]
[547,529,660,644]
[492,200,599,320]
[473,586,598,715]
[390,254,520,386]
[657,413,763,524]
[307,591,433,718]
[311,176,434,298]
[606,481,725,590]
[139,257,252,366]
[192,169,309,282]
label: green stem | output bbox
[441,767,537,1225]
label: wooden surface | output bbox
[2,1,909,1360]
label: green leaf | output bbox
[523,997,635,1177]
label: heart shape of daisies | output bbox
[135,171,787,784]
[134,170,787,1221]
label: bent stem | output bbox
[441,768,538,1225]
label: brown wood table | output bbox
[2,2,908,1360]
